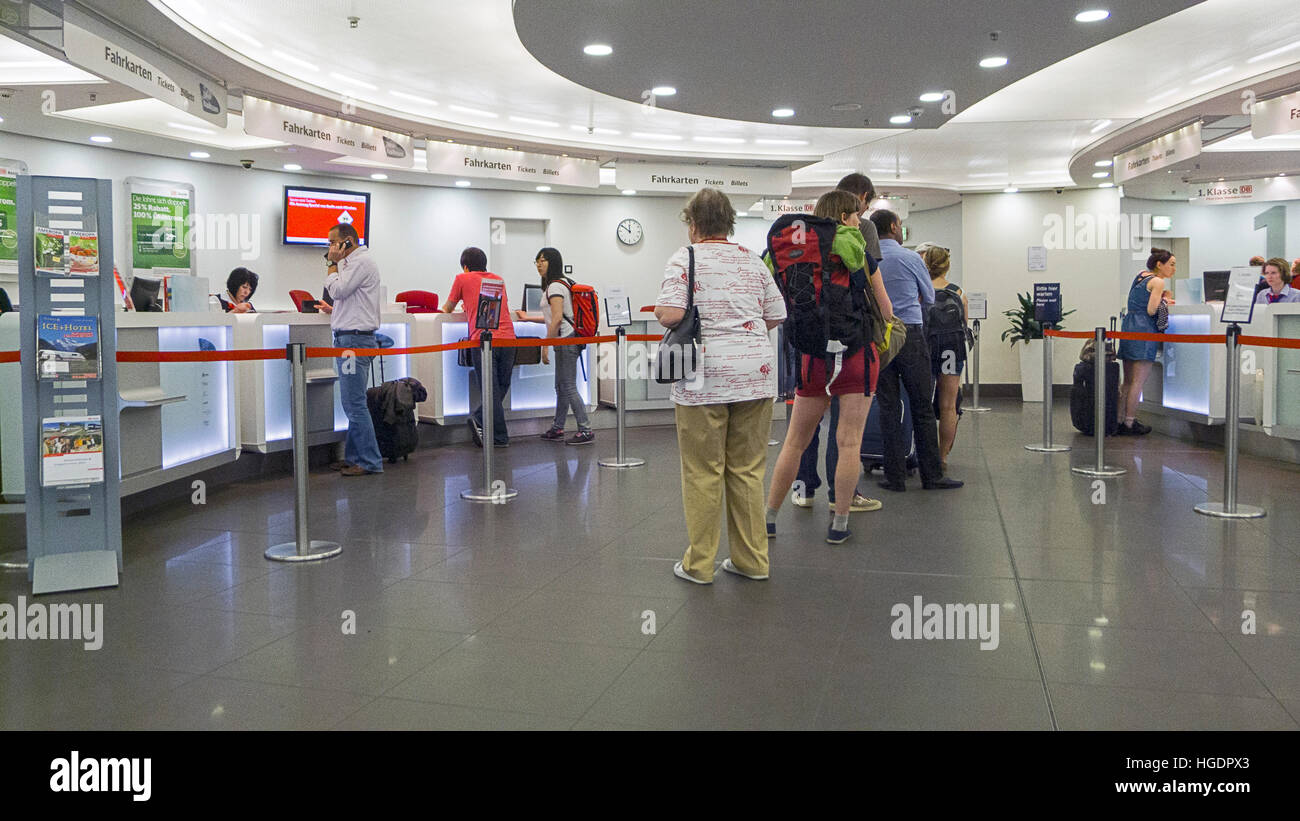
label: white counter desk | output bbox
[1257,303,1300,440]
[1140,304,1260,425]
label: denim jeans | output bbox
[334,331,383,473]
[796,397,841,501]
[552,341,590,431]
[875,324,942,484]
[470,345,516,445]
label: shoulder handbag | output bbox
[655,246,702,384]
[862,272,906,370]
[1155,299,1169,332]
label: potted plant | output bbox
[1001,292,1075,402]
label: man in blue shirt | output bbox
[868,209,962,491]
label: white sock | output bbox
[766,508,779,525]
[832,513,849,531]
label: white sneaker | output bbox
[673,561,711,585]
[791,489,814,508]
[830,493,883,513]
[721,558,769,581]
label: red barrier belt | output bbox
[491,335,617,348]
[117,349,285,362]
[1241,335,1300,349]
[0,351,19,363]
[305,340,477,358]
[1045,329,1225,344]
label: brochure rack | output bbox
[18,175,121,594]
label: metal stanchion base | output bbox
[966,406,992,413]
[1025,444,1071,452]
[598,457,646,469]
[460,487,518,503]
[1194,502,1266,519]
[0,550,29,571]
[1072,465,1127,477]
[265,540,343,562]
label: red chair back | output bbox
[288,289,315,312]
[396,290,439,313]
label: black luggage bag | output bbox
[1070,359,1119,436]
[862,390,919,475]
[366,378,425,462]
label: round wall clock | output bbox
[616,218,643,246]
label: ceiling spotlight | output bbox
[621,189,636,195]
[890,114,912,124]
[919,92,945,103]
[583,43,613,56]
[536,185,551,192]
[283,163,301,171]
[831,102,862,111]
[1090,119,1113,133]
[370,173,388,180]
[89,135,113,143]
[1094,160,1113,167]
[189,151,210,159]
[1075,10,1110,23]
[1099,182,1115,188]
[771,107,795,118]
[1003,186,1019,193]
[980,56,1008,68]
[455,180,471,187]
[1279,173,1287,177]
[737,212,749,217]
[651,86,676,96]
[1218,177,1225,181]
[1092,171,1109,178]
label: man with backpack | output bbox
[868,210,963,492]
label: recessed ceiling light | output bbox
[570,125,621,136]
[1090,119,1113,133]
[621,189,637,196]
[1094,160,1113,167]
[445,138,454,142]
[1191,66,1233,84]
[536,185,551,192]
[1218,177,1225,181]
[455,180,472,187]
[283,163,301,171]
[736,212,749,217]
[1003,186,1019,193]
[1092,171,1110,178]
[890,114,912,125]
[1246,40,1300,64]
[89,135,112,143]
[370,173,388,180]
[980,56,1008,68]
[651,86,676,96]
[831,102,862,111]
[754,138,808,146]
[189,151,210,159]
[1075,10,1110,23]
[1099,182,1115,188]
[583,44,613,56]
[508,115,559,127]
[330,72,377,90]
[389,90,438,107]
[1280,173,1287,177]
[632,132,682,140]
[449,104,498,118]
[919,92,945,103]
[694,136,746,144]
[771,108,795,118]
[167,121,216,135]
[271,49,319,72]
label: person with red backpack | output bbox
[529,246,596,445]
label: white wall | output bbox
[902,202,963,286]
[1122,196,1299,277]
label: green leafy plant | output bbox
[1000,291,1075,347]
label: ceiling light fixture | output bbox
[389,90,438,106]
[1191,66,1233,84]
[1003,186,1019,193]
[370,173,388,180]
[583,44,613,56]
[632,132,683,140]
[189,150,210,159]
[919,92,945,103]
[1246,40,1300,64]
[890,114,912,124]
[271,49,319,72]
[736,212,749,217]
[1092,171,1110,178]
[1090,119,1113,133]
[1074,10,1110,23]
[89,135,112,143]
[1099,182,1115,188]
[651,86,676,96]
[754,138,808,146]
[455,180,471,187]
[979,56,1008,68]
[771,108,795,118]
[283,163,301,171]
[330,72,377,90]
[536,185,551,192]
[621,189,636,195]
[449,104,498,118]
[166,121,216,135]
[694,136,746,144]
[508,115,559,127]
[1094,160,1113,167]
[831,102,862,111]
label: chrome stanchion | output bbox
[1196,324,1264,519]
[1073,327,1126,477]
[462,331,517,502]
[600,328,645,469]
[0,550,28,571]
[266,342,342,562]
[1026,327,1070,453]
[966,319,990,413]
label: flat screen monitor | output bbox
[1203,270,1230,302]
[283,186,370,247]
[522,283,544,313]
[130,275,164,312]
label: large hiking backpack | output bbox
[765,214,871,383]
[927,283,965,345]
[559,278,600,338]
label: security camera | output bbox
[240,159,254,169]
[348,15,359,28]
[1055,188,1063,194]
[907,106,923,118]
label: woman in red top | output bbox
[443,246,515,447]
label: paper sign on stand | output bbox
[1220,267,1259,324]
[966,292,988,321]
[605,287,632,327]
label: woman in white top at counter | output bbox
[1255,257,1300,305]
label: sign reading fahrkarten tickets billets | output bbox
[242,96,414,169]
[616,163,792,196]
[424,143,598,188]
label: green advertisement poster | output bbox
[130,191,191,272]
[0,172,18,272]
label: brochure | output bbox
[34,226,66,275]
[40,416,104,487]
[65,229,100,275]
[37,314,100,380]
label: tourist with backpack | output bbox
[917,243,968,473]
[522,246,596,445]
[764,190,892,545]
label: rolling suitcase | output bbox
[861,391,918,475]
[366,378,425,462]
[1070,359,1119,436]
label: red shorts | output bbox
[796,344,878,397]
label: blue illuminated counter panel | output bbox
[1141,304,1264,426]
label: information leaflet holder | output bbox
[19,176,122,593]
[462,288,516,502]
[1196,271,1264,518]
[1071,327,1126,478]
[1026,284,1069,453]
[965,291,990,413]
[600,291,644,469]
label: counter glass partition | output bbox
[1161,312,1212,417]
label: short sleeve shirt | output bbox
[656,241,786,405]
[546,280,575,337]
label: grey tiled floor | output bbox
[2,399,1298,730]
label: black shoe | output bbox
[1129,420,1152,435]
[467,417,483,448]
[493,440,509,449]
[922,477,964,490]
[878,480,906,493]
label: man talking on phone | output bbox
[324,222,383,476]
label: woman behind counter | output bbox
[218,267,258,313]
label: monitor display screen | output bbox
[283,186,370,247]
[522,283,544,313]
[130,275,164,312]
[1202,270,1230,302]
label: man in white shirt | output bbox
[324,223,383,476]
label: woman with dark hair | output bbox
[520,246,594,444]
[219,267,258,313]
[1116,248,1175,435]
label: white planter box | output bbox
[1018,339,1045,402]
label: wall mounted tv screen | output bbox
[283,186,370,247]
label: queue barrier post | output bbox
[1072,327,1126,478]
[1025,325,1069,453]
[1195,323,1265,519]
[599,327,645,469]
[967,319,990,413]
[266,342,342,562]
[0,546,28,572]
[462,331,517,503]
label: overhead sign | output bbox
[616,163,792,196]
[243,96,414,169]
[62,6,226,128]
[1189,176,1300,205]
[762,198,819,219]
[1114,122,1201,183]
[424,143,598,188]
[1251,89,1300,139]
